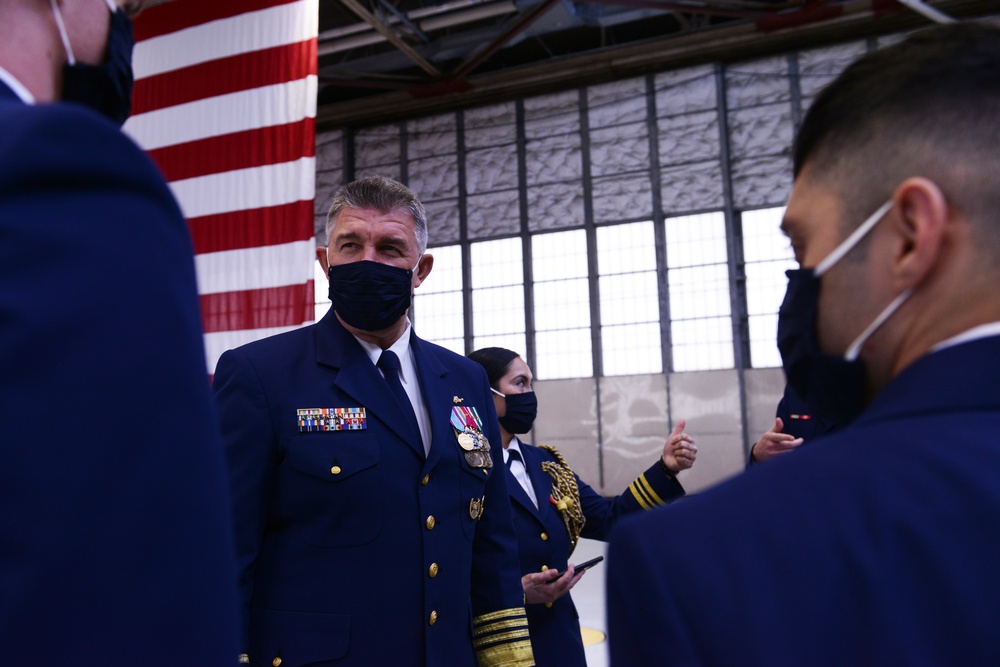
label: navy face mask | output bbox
[493,390,538,435]
[777,200,909,425]
[776,268,868,425]
[328,260,413,332]
[52,0,136,126]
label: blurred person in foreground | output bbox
[608,22,1000,666]
[469,347,695,667]
[213,176,533,667]
[0,0,238,664]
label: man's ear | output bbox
[315,246,329,274]
[890,177,949,291]
[413,253,434,289]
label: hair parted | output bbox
[325,175,428,254]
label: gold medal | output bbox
[482,451,494,468]
[469,497,482,520]
[457,432,476,451]
[465,450,484,468]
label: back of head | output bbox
[793,22,1000,251]
[325,175,428,253]
[468,347,520,388]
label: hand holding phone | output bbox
[549,555,604,579]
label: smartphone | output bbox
[572,555,604,573]
[549,555,604,579]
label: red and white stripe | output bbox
[125,0,318,374]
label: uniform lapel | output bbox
[411,332,455,471]
[314,311,425,458]
[510,444,547,522]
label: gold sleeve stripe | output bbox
[629,474,666,510]
[473,607,528,627]
[473,628,531,649]
[475,638,535,667]
[476,618,529,635]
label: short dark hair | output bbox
[793,22,1000,234]
[325,175,428,253]
[467,347,521,389]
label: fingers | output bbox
[772,417,785,433]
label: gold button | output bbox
[426,516,436,530]
[483,469,488,475]
[421,474,430,485]
[330,466,342,475]
[429,563,439,578]
[429,610,438,625]
[273,659,282,667]
[541,565,548,572]
[545,602,553,608]
[540,532,549,541]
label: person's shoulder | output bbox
[2,100,164,186]
[231,322,317,357]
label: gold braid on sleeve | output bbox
[539,445,586,556]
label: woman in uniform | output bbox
[468,347,697,667]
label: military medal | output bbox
[451,405,493,470]
[469,496,485,520]
[458,431,476,451]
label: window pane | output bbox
[603,323,663,375]
[534,278,590,330]
[420,245,463,294]
[471,238,523,288]
[472,285,525,335]
[665,211,728,268]
[532,230,588,281]
[665,212,733,371]
[473,333,527,357]
[413,244,465,350]
[596,221,656,274]
[471,239,525,352]
[741,207,795,368]
[531,230,591,379]
[671,318,735,371]
[597,221,662,375]
[535,329,593,379]
[600,273,659,326]
[668,265,731,319]
[414,292,464,348]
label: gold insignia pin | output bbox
[453,396,464,404]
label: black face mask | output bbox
[62,8,135,126]
[328,260,413,332]
[498,391,538,434]
[776,269,866,426]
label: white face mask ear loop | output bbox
[815,200,895,277]
[843,289,913,361]
[49,0,76,65]
[490,387,505,398]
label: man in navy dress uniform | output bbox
[609,23,1000,666]
[213,176,534,666]
[0,0,238,664]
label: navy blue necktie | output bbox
[377,350,422,449]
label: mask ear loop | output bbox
[815,200,894,277]
[49,0,77,65]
